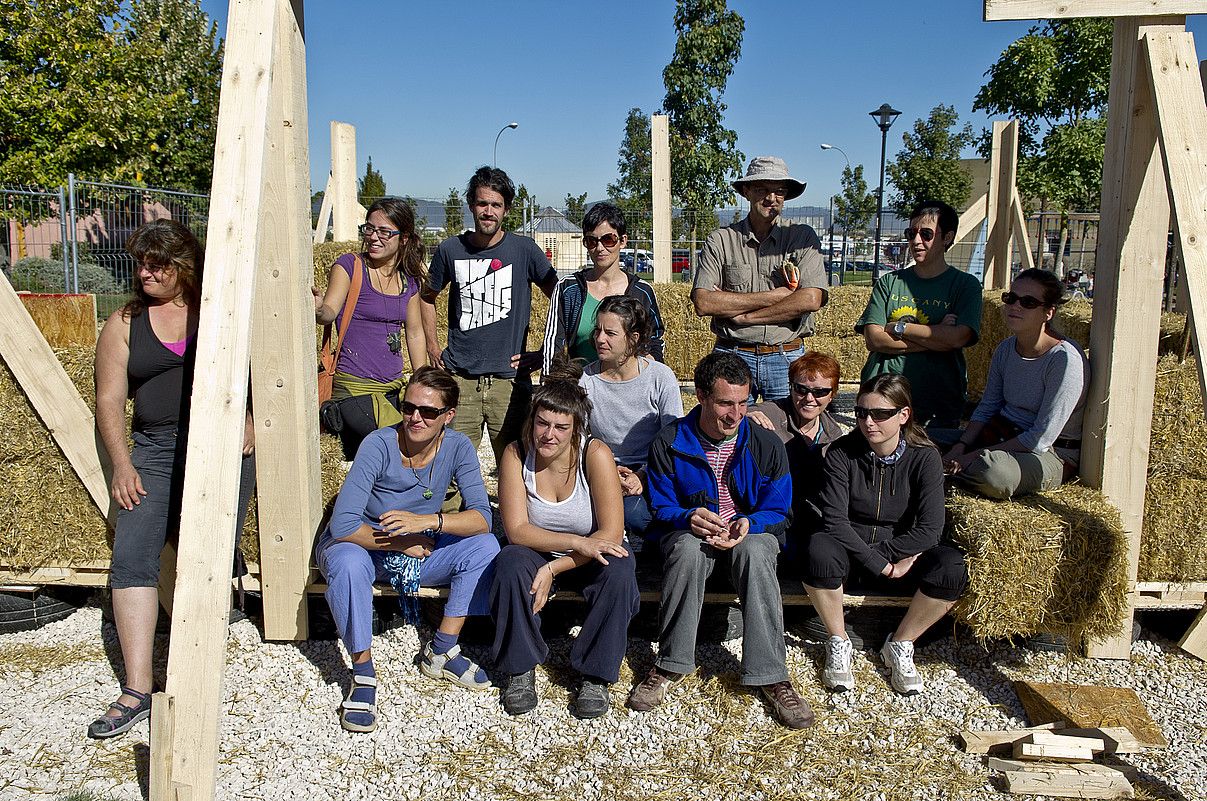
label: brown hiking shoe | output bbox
[760,681,816,729]
[626,667,681,712]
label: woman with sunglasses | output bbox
[314,198,428,457]
[541,202,665,374]
[578,295,683,545]
[806,374,965,697]
[945,268,1088,498]
[748,351,844,563]
[491,357,638,719]
[317,366,499,732]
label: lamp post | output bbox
[820,143,851,280]
[868,103,901,282]
[493,121,519,166]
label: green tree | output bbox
[443,187,464,236]
[834,164,877,234]
[358,157,386,207]
[607,108,653,246]
[973,18,1111,271]
[885,104,974,218]
[564,192,588,226]
[661,0,745,254]
[124,0,223,189]
[0,0,221,189]
[503,183,536,232]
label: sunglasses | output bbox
[400,401,450,420]
[583,233,621,249]
[853,406,903,422]
[791,383,833,399]
[1001,291,1046,310]
[359,223,401,240]
[904,227,936,242]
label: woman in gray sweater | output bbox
[945,269,1089,499]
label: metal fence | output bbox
[1,176,209,318]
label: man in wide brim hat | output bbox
[689,155,828,403]
[730,155,806,201]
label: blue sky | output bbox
[199,1,1204,208]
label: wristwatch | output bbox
[893,320,908,338]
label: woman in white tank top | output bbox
[490,358,639,720]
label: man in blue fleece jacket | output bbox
[628,352,814,729]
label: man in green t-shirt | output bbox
[855,200,982,429]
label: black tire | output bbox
[0,588,84,633]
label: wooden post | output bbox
[651,114,672,285]
[1080,16,1183,659]
[1011,189,1037,272]
[330,121,359,241]
[156,0,282,797]
[251,0,321,642]
[984,120,1019,289]
[149,693,175,800]
[312,174,332,244]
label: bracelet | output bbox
[435,512,444,533]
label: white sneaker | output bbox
[880,636,924,696]
[822,635,855,692]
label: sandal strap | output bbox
[107,700,140,716]
[441,644,462,661]
[340,699,374,713]
[350,673,378,688]
[120,686,152,704]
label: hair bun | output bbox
[545,352,584,385]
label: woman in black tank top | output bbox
[88,220,256,740]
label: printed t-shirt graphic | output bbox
[454,257,513,330]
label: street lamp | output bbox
[868,103,901,281]
[493,122,519,167]
[820,144,852,279]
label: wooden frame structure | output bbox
[986,1,1207,660]
[957,119,1035,288]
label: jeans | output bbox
[712,345,805,403]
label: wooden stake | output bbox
[251,0,322,642]
[651,114,671,285]
[1080,16,1183,660]
[157,1,282,798]
[330,121,359,241]
[150,692,175,801]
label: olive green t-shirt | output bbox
[855,266,983,426]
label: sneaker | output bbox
[626,667,681,712]
[880,636,924,696]
[571,678,611,719]
[822,635,855,692]
[759,681,816,729]
[501,669,538,715]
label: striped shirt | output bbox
[702,434,739,522]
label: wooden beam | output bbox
[330,121,359,241]
[0,273,112,521]
[1145,31,1207,412]
[1012,189,1036,271]
[312,173,332,244]
[985,0,1207,20]
[150,693,175,801]
[651,114,672,284]
[958,193,988,244]
[1003,768,1134,799]
[1080,16,1183,660]
[157,0,281,798]
[251,0,321,642]
[1179,605,1207,659]
[985,120,1019,289]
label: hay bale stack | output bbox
[947,484,1130,645]
[1141,355,1207,581]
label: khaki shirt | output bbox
[692,217,828,345]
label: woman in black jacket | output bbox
[805,374,965,697]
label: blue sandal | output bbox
[87,686,152,739]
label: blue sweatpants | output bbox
[316,530,500,654]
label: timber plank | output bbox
[985,0,1206,20]
[651,115,671,284]
[1003,768,1134,799]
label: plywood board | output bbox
[1014,681,1168,748]
[18,293,97,347]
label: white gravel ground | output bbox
[1,602,1205,801]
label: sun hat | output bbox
[731,156,806,200]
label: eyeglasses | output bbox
[359,223,401,240]
[583,233,621,249]
[747,183,789,198]
[791,383,833,399]
[853,406,903,422]
[1001,291,1046,310]
[905,227,936,242]
[400,401,450,420]
[137,260,171,274]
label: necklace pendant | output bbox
[422,489,433,500]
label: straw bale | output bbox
[947,484,1130,645]
[812,285,871,338]
[1140,355,1207,581]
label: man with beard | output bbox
[421,166,557,462]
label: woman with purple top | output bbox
[317,366,499,733]
[315,198,428,457]
[945,268,1089,499]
